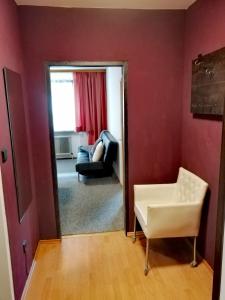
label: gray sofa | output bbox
[75,130,118,179]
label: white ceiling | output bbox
[15,0,197,10]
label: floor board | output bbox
[23,231,212,300]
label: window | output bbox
[50,72,75,132]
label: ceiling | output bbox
[15,0,197,10]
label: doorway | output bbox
[46,61,128,237]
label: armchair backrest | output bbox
[176,167,208,204]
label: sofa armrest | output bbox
[147,202,202,238]
[134,183,177,203]
[78,145,93,155]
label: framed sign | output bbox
[191,47,225,115]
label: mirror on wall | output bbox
[3,68,32,221]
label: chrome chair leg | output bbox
[144,238,150,275]
[132,214,137,243]
[190,237,197,267]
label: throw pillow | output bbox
[90,138,102,157]
[92,141,104,162]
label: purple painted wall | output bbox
[18,7,185,238]
[181,0,225,267]
[0,1,39,299]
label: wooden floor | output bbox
[23,231,212,300]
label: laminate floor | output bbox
[23,231,212,300]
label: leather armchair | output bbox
[133,167,208,275]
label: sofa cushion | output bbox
[92,141,104,162]
[76,160,104,173]
[90,138,102,158]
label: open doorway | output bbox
[46,62,127,237]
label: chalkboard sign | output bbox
[191,47,225,115]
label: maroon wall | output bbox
[0,1,39,299]
[1,1,223,296]
[181,0,225,267]
[18,6,185,238]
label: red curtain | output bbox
[74,72,107,144]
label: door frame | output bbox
[212,102,225,299]
[45,61,129,238]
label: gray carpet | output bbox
[56,159,124,235]
[57,159,76,173]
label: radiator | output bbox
[54,136,73,159]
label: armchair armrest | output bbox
[147,202,202,238]
[134,183,177,203]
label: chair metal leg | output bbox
[144,238,150,275]
[132,214,136,243]
[78,173,80,182]
[190,237,198,267]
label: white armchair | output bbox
[133,167,208,275]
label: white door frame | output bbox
[0,167,14,300]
